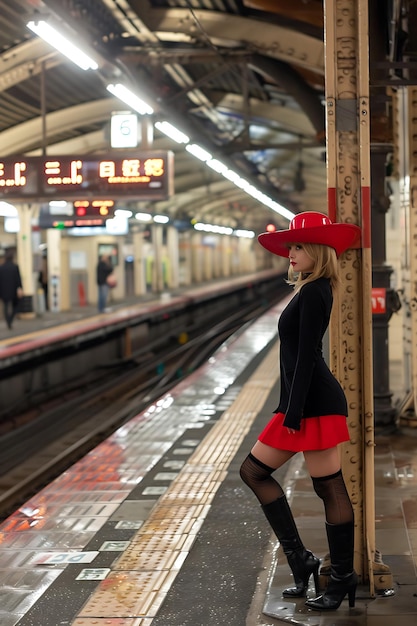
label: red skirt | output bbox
[258,412,350,452]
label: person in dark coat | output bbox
[96,254,113,313]
[239,212,361,612]
[0,249,23,329]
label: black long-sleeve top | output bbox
[276,277,348,430]
[96,259,113,286]
[0,260,22,301]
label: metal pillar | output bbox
[324,0,392,594]
[368,0,402,427]
[407,85,417,422]
[392,86,417,427]
[370,149,401,426]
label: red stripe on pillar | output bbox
[361,186,371,248]
[327,188,337,221]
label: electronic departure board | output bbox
[0,151,174,201]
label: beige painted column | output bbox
[203,242,213,281]
[16,204,35,316]
[191,232,203,283]
[179,232,192,286]
[167,226,179,289]
[46,228,62,312]
[239,237,256,273]
[152,224,164,292]
[324,0,391,593]
[221,235,231,277]
[132,230,146,296]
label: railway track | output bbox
[0,294,285,520]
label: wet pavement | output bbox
[0,291,416,625]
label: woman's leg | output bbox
[241,441,294,504]
[240,441,320,597]
[303,447,357,610]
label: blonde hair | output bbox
[287,242,341,292]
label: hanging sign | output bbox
[0,151,174,201]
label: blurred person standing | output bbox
[96,254,113,313]
[38,254,49,310]
[0,249,23,329]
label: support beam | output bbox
[324,0,393,594]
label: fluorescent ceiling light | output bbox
[4,217,20,233]
[27,20,99,70]
[234,229,255,238]
[206,159,228,175]
[155,121,189,144]
[152,120,294,222]
[107,84,153,115]
[234,177,250,191]
[154,214,169,224]
[186,144,212,162]
[0,201,18,217]
[193,222,233,235]
[135,212,152,222]
[222,169,242,184]
[263,198,295,221]
[115,209,133,218]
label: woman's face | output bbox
[287,244,315,273]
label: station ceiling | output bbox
[0,0,405,235]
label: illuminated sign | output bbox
[39,200,116,229]
[0,151,174,201]
[111,112,138,148]
[74,200,115,217]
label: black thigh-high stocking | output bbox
[306,469,357,611]
[240,452,320,597]
[239,452,284,505]
[311,469,353,525]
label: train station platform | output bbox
[0,271,280,344]
[0,287,182,340]
[0,296,416,625]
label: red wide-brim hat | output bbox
[258,211,361,258]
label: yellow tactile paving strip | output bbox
[73,341,279,624]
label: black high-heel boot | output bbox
[306,571,358,610]
[284,548,320,597]
[306,521,357,611]
[262,496,320,597]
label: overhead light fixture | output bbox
[0,201,18,217]
[107,84,153,115]
[155,121,189,144]
[206,159,228,175]
[135,212,152,222]
[234,229,255,239]
[186,144,212,162]
[194,222,233,235]
[154,214,169,224]
[27,20,99,70]
[115,209,133,219]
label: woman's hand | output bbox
[287,428,297,435]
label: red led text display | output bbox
[0,152,174,201]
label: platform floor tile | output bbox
[77,570,178,618]
[73,338,280,623]
[73,618,153,625]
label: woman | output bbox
[240,211,361,611]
